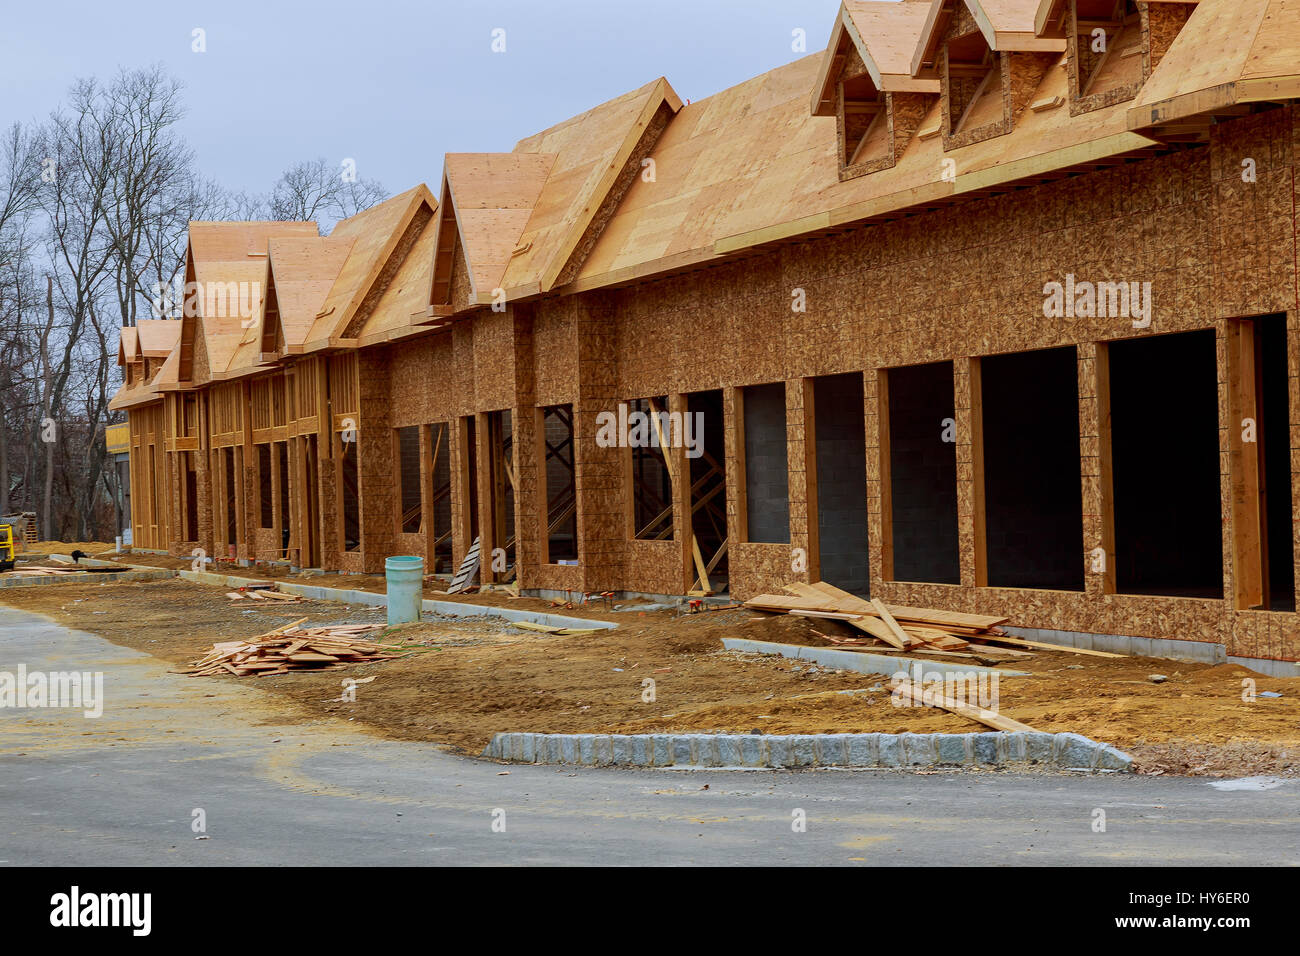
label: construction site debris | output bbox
[510,620,601,636]
[179,619,400,677]
[225,586,303,603]
[743,583,1036,659]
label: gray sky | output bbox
[1,0,836,198]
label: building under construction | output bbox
[112,0,1300,668]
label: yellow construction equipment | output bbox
[0,524,14,564]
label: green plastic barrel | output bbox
[385,555,424,625]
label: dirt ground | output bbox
[17,540,118,558]
[2,570,1298,777]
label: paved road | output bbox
[0,607,1295,866]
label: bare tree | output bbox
[267,157,388,231]
[99,66,195,328]
[0,122,41,516]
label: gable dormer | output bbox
[812,1,940,180]
[913,0,1064,149]
[1038,0,1144,114]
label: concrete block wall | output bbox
[742,382,790,544]
[885,361,960,584]
[812,373,869,593]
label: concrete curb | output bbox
[0,568,175,589]
[482,731,1132,772]
[177,570,615,631]
[721,638,1029,678]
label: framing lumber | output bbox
[893,678,1037,733]
[1227,318,1265,610]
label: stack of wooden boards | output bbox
[180,619,400,677]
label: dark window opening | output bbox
[982,347,1085,591]
[688,390,728,586]
[813,373,869,595]
[1111,331,1222,597]
[542,404,577,563]
[429,423,453,573]
[464,416,479,541]
[276,442,290,555]
[341,438,360,553]
[886,361,959,584]
[183,452,198,542]
[396,425,421,534]
[631,396,674,541]
[223,447,237,550]
[488,410,516,574]
[742,382,790,543]
[258,444,273,529]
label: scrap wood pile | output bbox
[744,581,1028,658]
[3,565,86,576]
[180,618,401,677]
[225,584,303,603]
[744,581,1125,661]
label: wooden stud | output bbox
[877,368,894,583]
[1094,343,1118,595]
[1227,319,1265,610]
[801,377,821,583]
[968,358,988,588]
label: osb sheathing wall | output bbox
[599,108,1300,660]
[140,108,1300,662]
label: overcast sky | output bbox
[1,0,837,198]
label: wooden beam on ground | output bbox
[870,598,913,648]
[894,678,1037,732]
[973,634,1125,657]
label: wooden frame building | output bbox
[113,0,1300,668]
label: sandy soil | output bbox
[2,574,1298,776]
[17,540,117,557]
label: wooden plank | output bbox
[881,604,1007,630]
[972,634,1124,657]
[788,608,868,621]
[894,678,1037,733]
[870,598,914,648]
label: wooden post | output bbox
[1093,343,1118,594]
[730,387,748,544]
[1227,319,1265,609]
[877,368,894,582]
[956,358,988,588]
[800,377,821,583]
